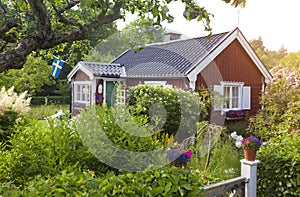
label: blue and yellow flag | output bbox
[51,56,65,78]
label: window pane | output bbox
[74,83,90,103]
[232,98,238,108]
[224,86,230,109]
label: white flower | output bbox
[230,131,238,139]
[235,141,242,148]
[236,135,243,142]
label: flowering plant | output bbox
[226,110,246,118]
[166,147,192,167]
[242,135,263,150]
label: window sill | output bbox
[225,117,245,121]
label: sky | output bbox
[117,0,300,53]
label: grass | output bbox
[28,104,69,120]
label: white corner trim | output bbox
[236,33,273,82]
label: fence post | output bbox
[241,159,260,197]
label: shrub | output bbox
[0,86,31,142]
[248,67,300,141]
[257,133,300,196]
[0,167,206,196]
[226,123,248,138]
[30,96,70,105]
[127,85,207,139]
[0,117,110,186]
[76,105,169,171]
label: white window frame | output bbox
[144,81,173,88]
[213,82,251,112]
[221,82,243,111]
[74,81,91,104]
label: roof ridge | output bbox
[80,61,122,66]
[145,30,231,47]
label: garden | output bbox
[0,66,299,196]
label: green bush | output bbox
[0,117,110,186]
[127,85,207,139]
[226,123,248,138]
[248,68,300,141]
[0,167,206,196]
[76,105,169,171]
[0,86,31,143]
[257,133,300,196]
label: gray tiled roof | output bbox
[112,31,229,78]
[80,62,123,78]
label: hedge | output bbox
[31,96,70,105]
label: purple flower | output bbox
[166,147,193,165]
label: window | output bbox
[223,85,240,110]
[74,82,91,103]
[213,82,251,111]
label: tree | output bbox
[0,54,55,95]
[277,51,300,73]
[249,37,287,69]
[0,0,245,72]
[84,18,164,62]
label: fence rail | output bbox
[203,159,260,197]
[203,176,247,197]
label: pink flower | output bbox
[185,150,193,158]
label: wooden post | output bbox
[241,159,260,197]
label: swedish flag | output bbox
[51,56,65,78]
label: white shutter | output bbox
[242,86,251,110]
[213,85,223,111]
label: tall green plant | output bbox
[0,117,110,186]
[257,134,300,196]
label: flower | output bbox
[242,135,263,150]
[166,147,192,166]
[226,110,246,118]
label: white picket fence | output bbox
[203,159,260,197]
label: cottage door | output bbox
[105,81,116,108]
[96,79,104,106]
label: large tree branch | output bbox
[0,1,122,72]
[27,0,52,40]
[0,17,18,35]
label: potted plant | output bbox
[166,147,192,168]
[242,135,263,161]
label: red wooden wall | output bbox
[197,39,264,119]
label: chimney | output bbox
[163,31,182,42]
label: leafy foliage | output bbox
[248,64,300,141]
[0,86,31,143]
[257,133,300,196]
[0,117,111,185]
[0,0,245,71]
[249,37,287,69]
[0,167,206,196]
[84,18,164,62]
[0,55,55,95]
[190,121,241,181]
[127,85,207,138]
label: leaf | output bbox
[164,182,172,193]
